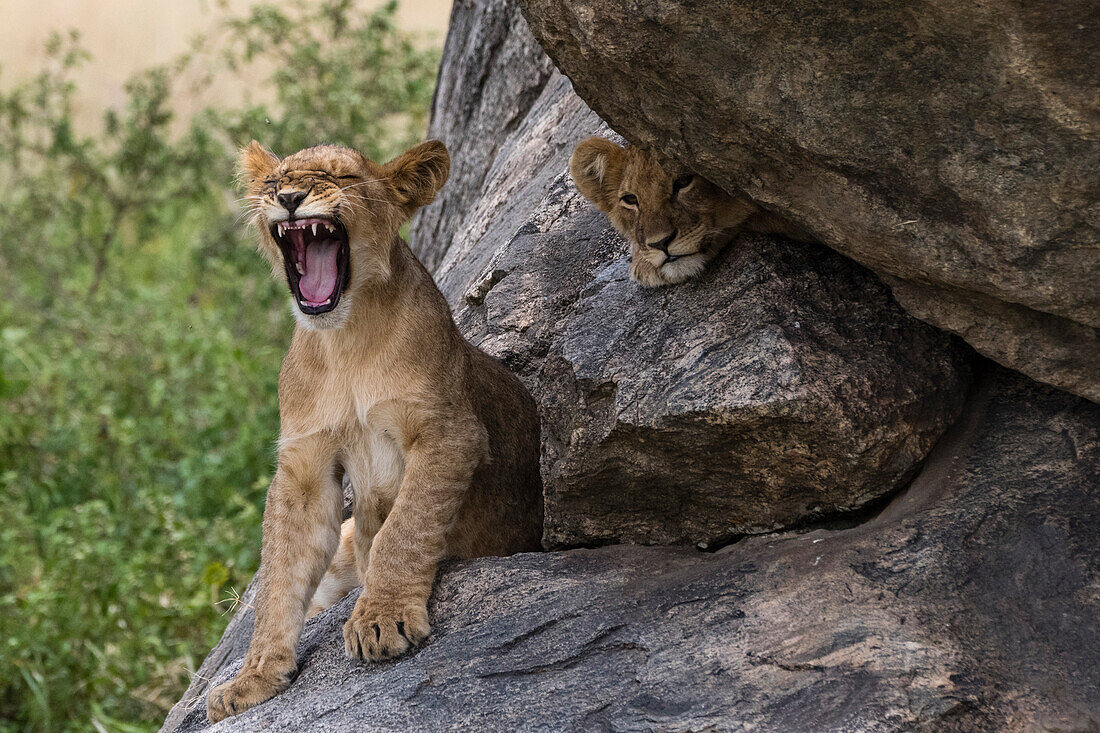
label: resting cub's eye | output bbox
[620,193,638,207]
[672,174,695,195]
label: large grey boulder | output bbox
[409,0,969,547]
[517,0,1100,403]
[161,367,1100,732]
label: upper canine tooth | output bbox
[311,223,318,236]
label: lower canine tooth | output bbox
[296,263,304,274]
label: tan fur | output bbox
[207,141,542,722]
[570,138,812,286]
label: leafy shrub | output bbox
[0,2,437,730]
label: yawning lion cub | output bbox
[206,140,542,722]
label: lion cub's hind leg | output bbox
[307,518,361,619]
[305,426,401,621]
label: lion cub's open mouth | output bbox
[271,217,351,315]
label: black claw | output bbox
[396,621,409,641]
[372,623,381,641]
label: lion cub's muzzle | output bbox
[270,217,351,315]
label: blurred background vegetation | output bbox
[0,1,441,729]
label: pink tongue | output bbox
[299,240,340,303]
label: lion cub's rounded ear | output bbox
[570,137,625,212]
[239,141,280,189]
[383,140,450,211]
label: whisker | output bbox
[236,204,267,223]
[340,200,376,215]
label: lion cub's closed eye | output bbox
[570,138,810,287]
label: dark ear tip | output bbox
[571,137,621,172]
[410,139,448,162]
[571,138,595,161]
[573,136,620,155]
[238,140,279,186]
[423,140,450,170]
[241,140,271,157]
[570,137,625,210]
[424,139,448,154]
[386,140,451,208]
[421,140,450,184]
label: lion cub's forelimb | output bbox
[343,415,485,661]
[207,432,344,723]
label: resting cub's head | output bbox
[571,139,755,287]
[240,140,449,330]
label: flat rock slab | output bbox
[162,368,1100,732]
[518,0,1100,402]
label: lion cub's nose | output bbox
[277,190,308,216]
[648,229,678,254]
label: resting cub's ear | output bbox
[238,140,280,190]
[384,140,451,213]
[570,137,626,212]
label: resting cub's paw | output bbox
[206,670,291,722]
[343,596,430,661]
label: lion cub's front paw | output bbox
[343,595,430,662]
[207,670,290,722]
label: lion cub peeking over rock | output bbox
[571,138,811,287]
[206,140,542,722]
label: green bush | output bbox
[0,2,438,729]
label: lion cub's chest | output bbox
[340,365,418,503]
[344,417,405,503]
[287,344,422,501]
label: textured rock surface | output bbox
[408,0,555,273]
[161,367,1100,732]
[481,228,970,547]
[518,0,1100,402]
[407,0,969,547]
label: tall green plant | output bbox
[0,2,438,730]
